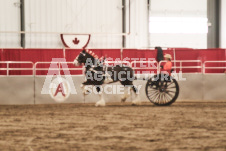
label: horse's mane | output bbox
[85,50,105,62]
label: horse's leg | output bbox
[95,86,106,107]
[131,85,141,105]
[81,84,91,95]
[121,86,130,103]
[121,81,141,105]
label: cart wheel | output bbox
[145,74,179,106]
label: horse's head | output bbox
[74,49,97,67]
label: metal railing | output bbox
[159,60,203,73]
[34,62,84,76]
[104,61,131,67]
[1,60,226,76]
[0,61,34,76]
[131,60,158,71]
[203,61,226,74]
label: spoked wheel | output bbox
[145,74,179,106]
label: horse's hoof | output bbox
[132,101,141,106]
[121,97,126,102]
[95,101,106,107]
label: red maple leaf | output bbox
[72,38,80,45]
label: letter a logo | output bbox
[54,83,66,97]
[49,77,70,102]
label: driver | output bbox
[162,54,172,75]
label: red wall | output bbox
[0,48,226,75]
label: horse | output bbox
[73,49,141,106]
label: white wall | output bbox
[25,0,122,48]
[149,0,207,48]
[1,0,223,49]
[220,0,226,48]
[125,0,149,48]
[0,0,21,48]
[0,0,149,49]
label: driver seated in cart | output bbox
[159,54,173,81]
[161,54,172,75]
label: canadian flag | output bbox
[61,34,91,48]
[72,38,80,45]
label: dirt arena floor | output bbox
[0,101,226,151]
